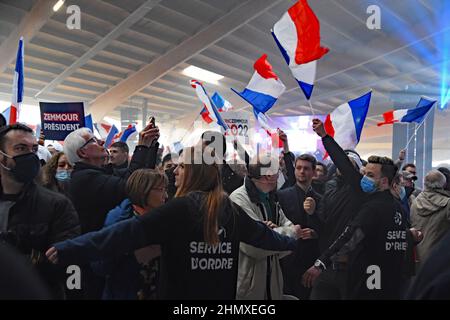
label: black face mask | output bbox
[1,151,41,183]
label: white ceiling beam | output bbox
[90,0,285,121]
[0,0,55,74]
[35,0,162,98]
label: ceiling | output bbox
[0,0,449,160]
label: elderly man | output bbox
[64,124,159,233]
[230,154,301,300]
[411,170,450,268]
[63,123,159,299]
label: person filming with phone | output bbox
[62,119,160,299]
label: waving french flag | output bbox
[94,122,112,139]
[191,80,228,131]
[200,106,214,124]
[324,91,372,151]
[271,0,329,100]
[104,124,119,148]
[211,92,233,112]
[231,54,285,113]
[377,97,436,127]
[119,124,137,142]
[9,37,24,124]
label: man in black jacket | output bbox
[303,119,408,300]
[0,124,80,299]
[278,154,321,299]
[298,120,366,300]
[63,123,159,299]
[64,124,159,234]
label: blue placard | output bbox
[40,102,85,141]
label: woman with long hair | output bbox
[46,146,298,299]
[39,152,73,196]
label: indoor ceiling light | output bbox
[182,66,224,85]
[53,0,65,12]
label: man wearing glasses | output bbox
[63,122,159,299]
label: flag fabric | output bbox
[84,114,94,131]
[105,124,119,148]
[324,91,372,151]
[253,110,283,148]
[119,124,137,143]
[231,54,286,113]
[191,80,229,131]
[377,97,437,126]
[271,0,329,100]
[211,92,233,112]
[94,122,113,139]
[9,37,24,124]
[200,106,214,124]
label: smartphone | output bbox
[148,116,156,127]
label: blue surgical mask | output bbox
[55,170,71,182]
[360,175,377,193]
[399,186,407,201]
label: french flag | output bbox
[84,114,94,131]
[104,124,119,148]
[377,97,436,127]
[231,54,286,113]
[254,110,283,148]
[119,124,137,143]
[211,92,233,112]
[271,0,329,100]
[200,106,214,124]
[9,37,24,124]
[324,91,372,151]
[94,122,113,139]
[191,80,229,131]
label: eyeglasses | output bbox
[80,137,100,149]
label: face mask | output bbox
[0,151,41,183]
[399,186,407,201]
[360,175,377,193]
[55,170,71,182]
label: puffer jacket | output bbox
[411,189,450,265]
[229,177,296,300]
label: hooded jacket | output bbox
[411,189,450,265]
[230,177,297,300]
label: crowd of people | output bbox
[0,118,449,300]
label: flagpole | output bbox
[403,105,435,150]
[180,113,201,146]
[307,99,315,115]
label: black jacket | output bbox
[70,144,157,234]
[54,193,297,300]
[1,182,80,297]
[277,184,321,298]
[222,163,244,195]
[280,151,296,190]
[316,135,365,252]
[318,190,409,299]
